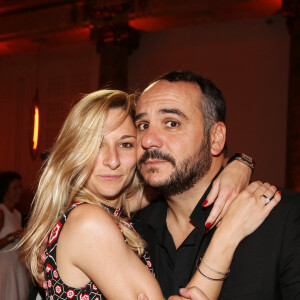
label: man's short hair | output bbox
[152,70,226,136]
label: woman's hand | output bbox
[36,236,48,289]
[204,160,252,229]
[216,181,281,244]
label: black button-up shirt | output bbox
[133,173,220,297]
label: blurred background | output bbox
[0,0,299,216]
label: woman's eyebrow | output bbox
[120,135,137,139]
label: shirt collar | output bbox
[146,199,168,231]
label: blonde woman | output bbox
[18,90,280,300]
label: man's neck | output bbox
[165,158,223,248]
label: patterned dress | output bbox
[44,202,153,300]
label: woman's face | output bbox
[4,179,22,205]
[85,108,137,206]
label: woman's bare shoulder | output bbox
[65,203,123,242]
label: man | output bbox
[133,70,300,299]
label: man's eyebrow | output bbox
[135,112,146,122]
[160,108,188,120]
[135,108,188,122]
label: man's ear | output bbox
[210,122,226,156]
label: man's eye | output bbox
[166,121,179,128]
[137,123,149,131]
[120,143,133,148]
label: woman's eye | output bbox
[166,121,179,128]
[120,143,133,148]
[137,123,149,131]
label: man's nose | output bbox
[103,147,121,170]
[140,127,163,150]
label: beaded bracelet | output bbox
[196,256,230,281]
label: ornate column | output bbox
[283,0,300,191]
[86,1,140,91]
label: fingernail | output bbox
[205,229,209,234]
[202,200,208,207]
[179,288,187,292]
[205,222,211,229]
[138,294,145,300]
[278,191,281,195]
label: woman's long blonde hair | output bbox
[19,90,145,281]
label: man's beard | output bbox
[137,136,212,196]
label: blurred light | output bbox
[32,105,39,150]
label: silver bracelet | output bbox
[196,256,230,281]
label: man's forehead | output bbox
[136,80,202,113]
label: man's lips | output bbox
[143,159,168,165]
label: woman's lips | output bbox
[98,175,122,181]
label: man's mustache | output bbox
[138,149,176,169]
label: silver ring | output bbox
[263,195,271,205]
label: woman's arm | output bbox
[58,204,165,300]
[185,182,281,300]
[204,159,252,229]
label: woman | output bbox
[19,90,280,300]
[0,171,29,300]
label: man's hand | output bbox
[36,236,48,289]
[138,287,209,300]
[204,160,252,229]
[138,293,149,300]
[168,287,209,300]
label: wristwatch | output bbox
[227,153,255,174]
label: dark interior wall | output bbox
[0,13,290,213]
[129,13,290,186]
[0,44,99,212]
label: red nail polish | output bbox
[202,200,208,207]
[205,222,211,229]
[278,191,281,195]
[205,229,209,234]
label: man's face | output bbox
[135,80,212,196]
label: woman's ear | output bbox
[210,122,226,156]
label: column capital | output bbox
[90,23,140,55]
